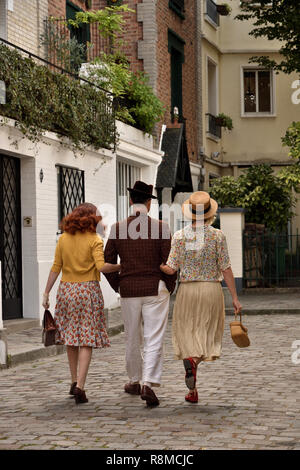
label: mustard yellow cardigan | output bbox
[51,232,105,282]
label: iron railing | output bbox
[206,0,220,26]
[206,113,222,138]
[43,17,112,73]
[0,37,116,150]
[243,228,300,288]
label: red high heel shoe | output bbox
[185,389,198,403]
[183,358,197,390]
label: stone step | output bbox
[3,318,40,334]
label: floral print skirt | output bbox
[54,281,110,349]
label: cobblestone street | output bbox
[0,314,299,451]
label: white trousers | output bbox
[120,280,170,386]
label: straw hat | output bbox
[182,191,218,221]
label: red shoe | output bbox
[185,390,198,403]
[183,358,197,390]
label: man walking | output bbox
[104,181,177,406]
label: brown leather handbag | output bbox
[230,311,250,348]
[42,309,57,347]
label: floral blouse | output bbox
[167,224,231,282]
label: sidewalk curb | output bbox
[1,323,125,370]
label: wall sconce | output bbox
[39,169,44,183]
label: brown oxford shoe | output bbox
[69,381,77,397]
[124,382,141,395]
[141,385,159,407]
[73,387,88,404]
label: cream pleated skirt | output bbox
[172,281,225,361]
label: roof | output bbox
[156,124,193,193]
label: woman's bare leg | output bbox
[77,347,93,390]
[191,357,201,392]
[67,346,79,383]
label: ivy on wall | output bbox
[0,43,116,154]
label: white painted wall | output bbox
[0,117,165,321]
[220,210,245,279]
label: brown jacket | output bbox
[104,213,177,298]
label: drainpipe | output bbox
[195,0,203,162]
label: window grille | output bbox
[57,165,85,224]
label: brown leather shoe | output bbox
[141,385,159,407]
[73,387,88,404]
[69,381,77,397]
[124,383,141,395]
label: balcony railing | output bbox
[0,38,116,151]
[206,0,220,26]
[206,113,222,139]
[43,17,112,73]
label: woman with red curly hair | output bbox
[42,203,120,404]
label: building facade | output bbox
[200,0,300,231]
[0,0,164,329]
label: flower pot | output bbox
[216,5,230,16]
[215,117,225,126]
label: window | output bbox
[0,0,7,39]
[57,165,85,224]
[169,0,185,19]
[116,161,141,221]
[168,30,185,120]
[209,173,220,187]
[66,0,90,67]
[206,58,221,138]
[206,0,220,27]
[243,69,273,114]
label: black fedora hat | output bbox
[127,180,158,200]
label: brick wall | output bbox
[7,0,48,57]
[92,0,143,74]
[49,0,90,17]
[155,0,198,162]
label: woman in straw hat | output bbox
[160,191,242,403]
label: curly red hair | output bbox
[60,203,104,235]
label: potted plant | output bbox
[216,3,232,16]
[216,113,233,130]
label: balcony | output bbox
[0,38,116,152]
[43,17,112,73]
[205,0,220,27]
[206,113,222,139]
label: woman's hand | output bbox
[100,263,121,273]
[160,263,177,275]
[42,293,50,310]
[233,298,242,315]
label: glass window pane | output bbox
[244,70,256,113]
[258,71,271,112]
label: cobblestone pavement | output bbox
[0,314,299,450]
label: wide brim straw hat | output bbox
[182,191,218,221]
